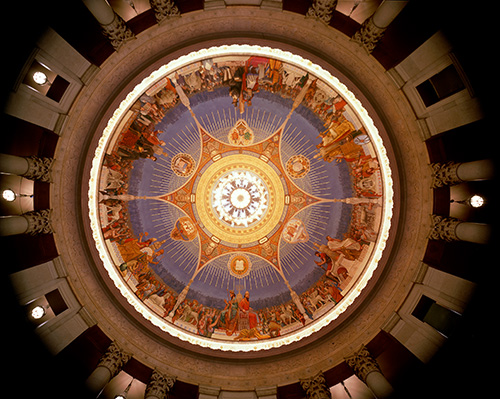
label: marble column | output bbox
[82,0,135,51]
[429,215,492,244]
[430,159,495,188]
[0,153,54,182]
[145,369,176,399]
[352,0,408,53]
[345,345,394,399]
[85,341,132,395]
[299,371,331,399]
[0,209,53,236]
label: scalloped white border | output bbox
[88,45,393,352]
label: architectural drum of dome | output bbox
[88,45,393,352]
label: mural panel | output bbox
[89,46,393,351]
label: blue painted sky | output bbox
[127,87,353,309]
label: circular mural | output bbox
[89,45,393,352]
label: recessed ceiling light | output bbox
[30,305,46,320]
[33,71,48,85]
[2,189,16,202]
[469,194,484,208]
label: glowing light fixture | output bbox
[30,305,46,320]
[451,194,485,208]
[469,194,485,208]
[33,71,48,85]
[2,189,16,202]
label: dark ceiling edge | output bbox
[70,30,409,366]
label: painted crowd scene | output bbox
[96,52,385,343]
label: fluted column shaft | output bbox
[82,0,115,24]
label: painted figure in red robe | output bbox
[239,291,258,330]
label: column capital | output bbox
[24,209,54,235]
[351,15,386,53]
[24,156,54,183]
[101,13,135,51]
[299,371,331,399]
[344,345,380,383]
[145,369,176,399]
[97,341,132,378]
[428,214,461,242]
[430,162,462,188]
[306,0,338,25]
[352,0,407,53]
[149,0,180,24]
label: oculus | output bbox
[89,45,393,352]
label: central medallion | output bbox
[212,170,269,228]
[195,154,286,245]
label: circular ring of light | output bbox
[88,45,394,352]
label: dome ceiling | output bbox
[89,45,393,352]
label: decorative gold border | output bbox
[88,45,393,352]
[196,154,285,244]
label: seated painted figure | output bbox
[238,291,259,331]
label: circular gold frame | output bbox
[195,154,285,244]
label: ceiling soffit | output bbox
[51,7,431,388]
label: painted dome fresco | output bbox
[89,45,393,351]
